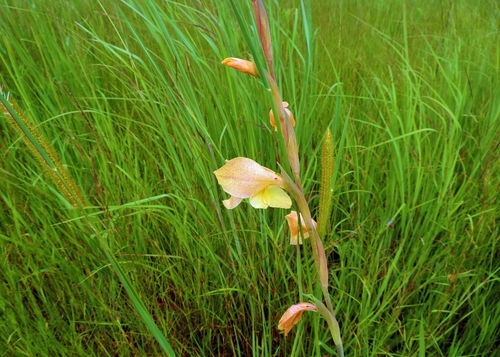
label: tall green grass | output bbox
[1,0,499,356]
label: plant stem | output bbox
[281,169,343,353]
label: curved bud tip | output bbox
[222,58,259,77]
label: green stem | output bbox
[305,294,344,356]
[280,169,343,353]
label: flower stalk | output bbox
[267,74,302,192]
[218,1,344,355]
[281,166,342,353]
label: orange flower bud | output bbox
[269,102,295,131]
[221,58,259,77]
[285,211,317,245]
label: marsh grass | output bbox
[1,0,499,356]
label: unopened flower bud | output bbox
[221,58,259,77]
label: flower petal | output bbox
[286,107,295,127]
[249,190,269,209]
[214,157,284,198]
[249,186,292,209]
[285,211,300,238]
[278,302,318,336]
[223,196,243,209]
[285,211,316,245]
[263,186,292,208]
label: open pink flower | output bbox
[213,157,292,209]
[285,211,317,245]
[278,302,318,336]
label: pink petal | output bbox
[223,196,243,209]
[285,211,316,245]
[214,157,283,198]
[278,303,318,336]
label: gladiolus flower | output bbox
[213,157,292,209]
[222,58,259,77]
[278,302,318,336]
[269,102,295,131]
[285,211,317,245]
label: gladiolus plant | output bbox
[214,1,344,355]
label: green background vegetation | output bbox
[1,0,499,356]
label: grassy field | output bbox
[1,0,499,356]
